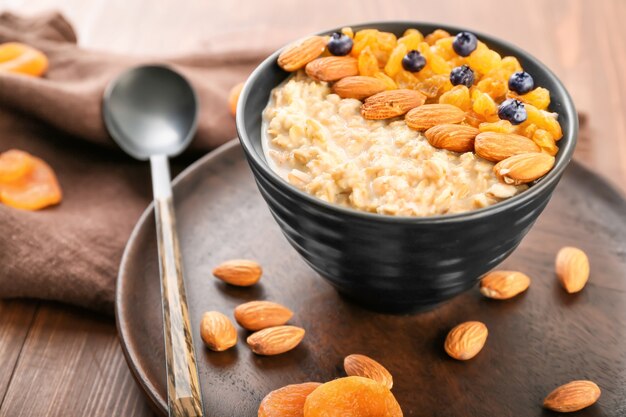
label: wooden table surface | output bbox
[0,0,624,416]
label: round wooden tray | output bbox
[116,140,626,416]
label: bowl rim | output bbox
[236,20,578,224]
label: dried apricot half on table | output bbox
[258,382,321,417]
[303,376,403,417]
[0,150,62,210]
[0,149,34,182]
[0,42,49,77]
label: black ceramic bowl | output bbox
[236,22,577,312]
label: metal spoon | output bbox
[103,65,203,417]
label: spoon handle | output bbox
[150,154,204,417]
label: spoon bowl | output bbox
[103,65,198,160]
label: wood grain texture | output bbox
[118,141,626,416]
[154,197,203,417]
[0,0,624,416]
[0,303,154,417]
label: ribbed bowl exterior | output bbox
[236,22,578,312]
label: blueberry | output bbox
[327,32,353,56]
[452,31,478,57]
[449,65,475,88]
[498,99,527,125]
[508,71,534,94]
[401,50,427,72]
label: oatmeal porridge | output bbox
[262,73,526,216]
[260,27,562,216]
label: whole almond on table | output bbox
[344,354,393,390]
[494,152,555,185]
[200,311,237,351]
[361,89,426,120]
[404,104,465,130]
[305,56,359,82]
[332,76,388,100]
[277,36,327,71]
[444,321,488,360]
[556,247,590,293]
[234,300,293,331]
[543,380,601,412]
[480,270,531,300]
[258,382,322,417]
[247,325,305,355]
[474,132,541,162]
[212,259,262,286]
[425,124,479,153]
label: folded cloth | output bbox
[0,12,273,313]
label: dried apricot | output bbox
[0,42,48,77]
[228,82,244,116]
[0,149,34,183]
[259,382,321,417]
[0,156,62,210]
[303,376,402,417]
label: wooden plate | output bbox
[116,140,626,416]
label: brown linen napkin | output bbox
[0,12,273,313]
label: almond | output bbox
[493,152,555,185]
[344,354,393,389]
[212,259,262,286]
[234,300,293,331]
[474,132,540,162]
[444,321,488,360]
[305,56,359,82]
[200,311,237,351]
[332,76,388,100]
[556,247,590,293]
[247,325,305,355]
[405,104,465,130]
[361,89,426,120]
[480,270,531,300]
[424,124,479,153]
[277,36,327,72]
[544,380,601,412]
[259,382,322,417]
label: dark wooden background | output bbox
[0,0,624,416]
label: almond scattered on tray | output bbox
[199,311,237,351]
[212,259,262,286]
[343,354,393,390]
[555,246,590,293]
[247,325,306,356]
[480,270,531,300]
[543,380,601,412]
[444,321,488,360]
[234,300,293,331]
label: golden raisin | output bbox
[397,32,422,51]
[374,72,397,90]
[418,75,451,99]
[425,29,451,45]
[478,120,517,134]
[394,69,420,89]
[524,104,563,140]
[532,129,559,155]
[358,46,379,76]
[259,382,321,417]
[509,87,550,110]
[433,36,456,60]
[439,85,471,111]
[467,48,502,74]
[384,44,407,77]
[341,27,354,39]
[472,90,498,119]
[476,77,508,99]
[402,28,424,41]
[303,376,402,417]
